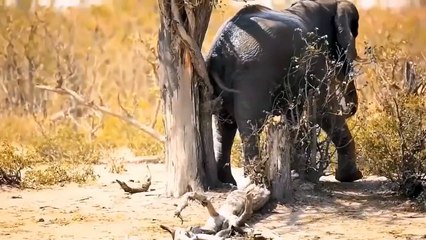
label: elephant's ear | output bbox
[334,1,358,62]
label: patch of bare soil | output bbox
[0,163,425,240]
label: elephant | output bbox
[206,0,364,186]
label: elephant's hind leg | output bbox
[213,110,238,185]
[318,114,363,182]
[235,114,267,178]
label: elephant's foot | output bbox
[335,164,363,182]
[218,168,237,186]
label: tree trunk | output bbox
[266,119,292,202]
[157,0,219,197]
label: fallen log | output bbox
[160,184,272,239]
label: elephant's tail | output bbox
[210,71,239,94]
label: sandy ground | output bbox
[1,163,425,240]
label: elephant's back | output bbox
[208,5,306,65]
[231,4,307,33]
[205,4,308,98]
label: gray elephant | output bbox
[206,0,364,185]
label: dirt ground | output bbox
[1,163,425,240]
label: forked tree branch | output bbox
[35,85,166,143]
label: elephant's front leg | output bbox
[213,111,238,185]
[318,114,363,182]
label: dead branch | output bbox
[174,192,220,224]
[116,165,152,194]
[116,179,151,194]
[49,107,79,122]
[162,184,271,239]
[159,225,175,237]
[35,85,166,143]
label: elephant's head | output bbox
[291,0,361,117]
[333,0,360,117]
[334,0,360,64]
[319,0,359,117]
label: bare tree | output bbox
[157,0,221,197]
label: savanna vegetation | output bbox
[0,0,424,206]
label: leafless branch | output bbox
[35,85,166,143]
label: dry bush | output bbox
[0,141,32,186]
[22,164,96,189]
[0,125,99,188]
[342,8,426,204]
[0,1,163,145]
[0,1,163,188]
[352,39,426,200]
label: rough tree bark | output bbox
[157,0,220,197]
[265,118,293,202]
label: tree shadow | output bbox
[247,176,414,231]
